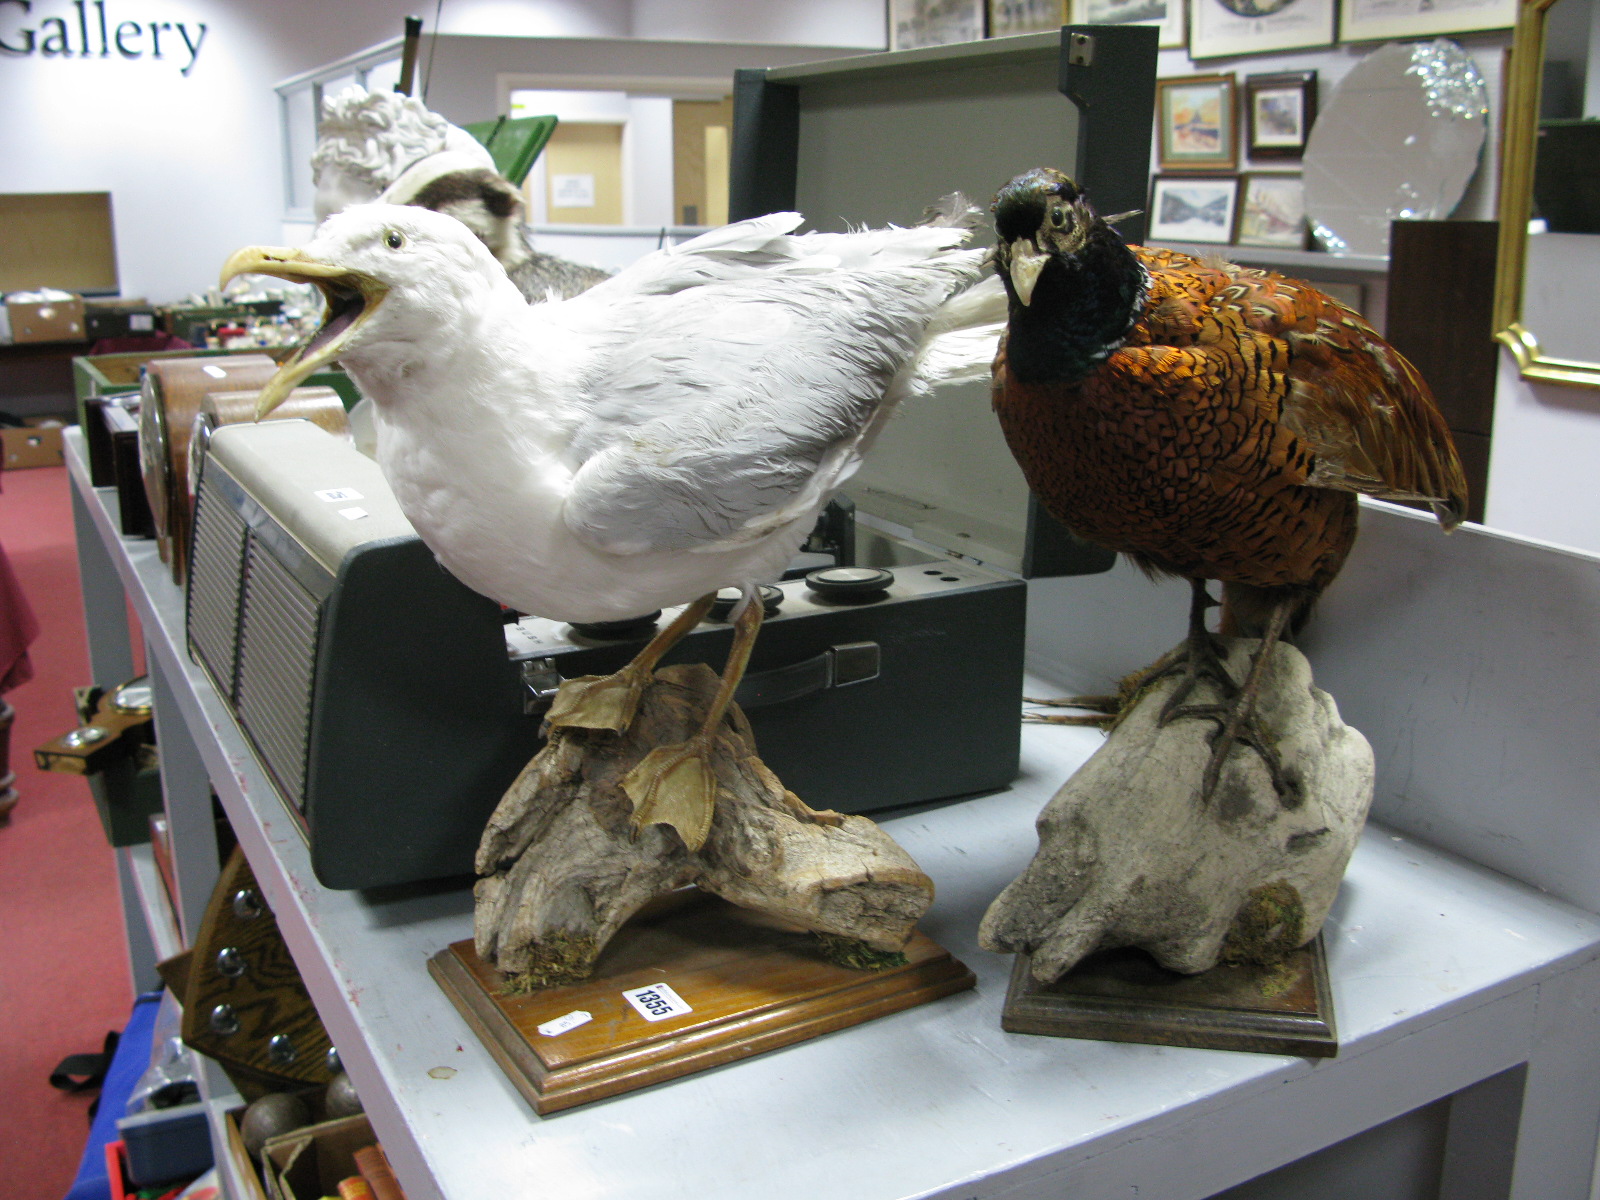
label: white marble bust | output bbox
[311,85,496,222]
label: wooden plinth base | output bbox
[429,893,975,1114]
[1001,935,1337,1057]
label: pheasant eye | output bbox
[384,229,405,250]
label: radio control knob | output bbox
[804,566,894,599]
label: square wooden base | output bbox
[1001,935,1337,1057]
[429,894,975,1113]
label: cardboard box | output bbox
[260,1113,378,1200]
[222,1107,273,1200]
[1,421,65,469]
[7,295,85,343]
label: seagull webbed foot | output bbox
[624,734,719,851]
[544,666,650,734]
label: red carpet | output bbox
[0,464,135,1198]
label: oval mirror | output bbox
[1303,39,1490,257]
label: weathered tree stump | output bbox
[981,639,1374,984]
[475,663,935,988]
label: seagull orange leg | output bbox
[544,594,716,733]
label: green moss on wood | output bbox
[498,933,600,994]
[811,932,907,972]
[1221,879,1305,967]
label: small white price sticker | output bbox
[315,488,363,502]
[622,982,692,1023]
[337,506,369,521]
[202,365,228,379]
[537,1010,592,1037]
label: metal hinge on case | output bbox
[521,657,564,715]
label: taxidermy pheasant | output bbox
[990,168,1466,801]
[223,198,1004,850]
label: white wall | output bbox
[630,0,886,48]
[0,0,882,304]
[1486,354,1600,554]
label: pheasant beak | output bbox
[1008,237,1048,306]
[219,245,388,419]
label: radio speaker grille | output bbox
[235,541,320,810]
[187,480,250,699]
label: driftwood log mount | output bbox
[475,663,936,989]
[982,639,1375,984]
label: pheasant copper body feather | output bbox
[991,167,1466,798]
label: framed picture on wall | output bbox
[989,0,1068,36]
[1245,71,1317,159]
[1069,0,1187,48]
[1236,173,1308,246]
[1148,174,1240,243]
[892,0,987,49]
[1156,73,1238,171]
[1188,0,1335,59]
[1337,0,1514,42]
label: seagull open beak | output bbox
[219,245,388,419]
[1007,237,1048,306]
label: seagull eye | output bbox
[384,229,405,250]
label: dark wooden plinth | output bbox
[1001,936,1337,1057]
[429,894,975,1114]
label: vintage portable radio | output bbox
[187,420,1045,890]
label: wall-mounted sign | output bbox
[0,1,207,75]
[551,174,597,208]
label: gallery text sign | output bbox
[0,1,206,74]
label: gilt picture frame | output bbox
[1148,174,1240,244]
[1070,0,1187,48]
[988,0,1068,36]
[1156,74,1238,171]
[1236,173,1308,247]
[1245,71,1317,159]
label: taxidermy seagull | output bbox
[223,200,1005,851]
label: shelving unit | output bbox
[69,423,1600,1200]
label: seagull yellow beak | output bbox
[219,245,387,419]
[1008,237,1048,307]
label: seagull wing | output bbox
[559,254,982,556]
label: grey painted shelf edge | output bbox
[1150,239,1389,275]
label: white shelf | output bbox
[1152,240,1389,276]
[69,428,1600,1200]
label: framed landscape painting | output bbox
[1236,173,1307,247]
[989,0,1068,35]
[1148,175,1240,243]
[1071,0,1186,47]
[1338,0,1513,41]
[892,0,987,49]
[1156,73,1238,171]
[1246,71,1316,159]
